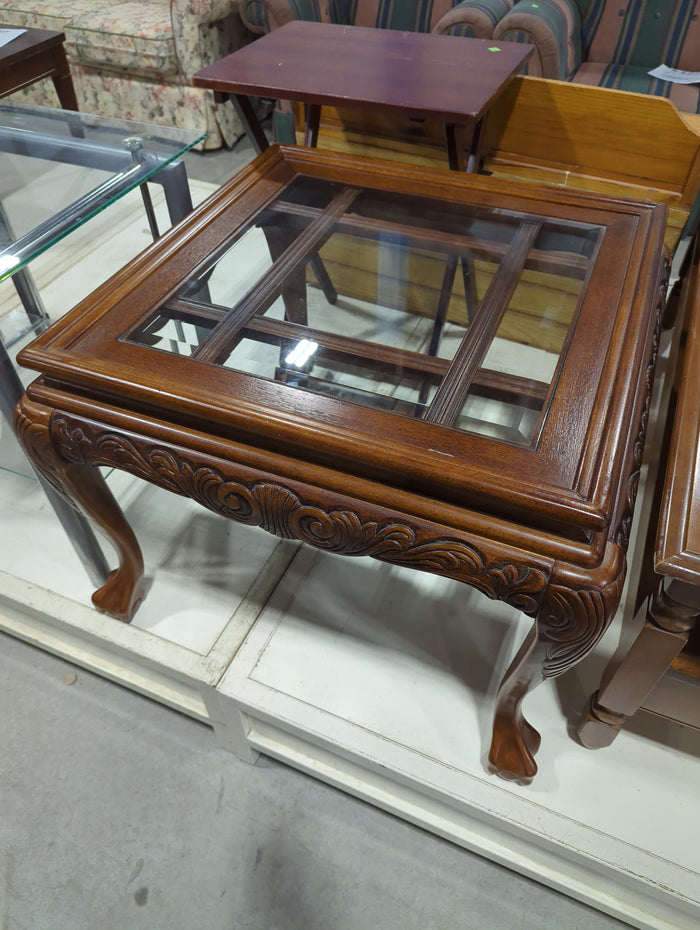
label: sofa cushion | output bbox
[573,60,700,113]
[0,0,112,33]
[585,0,700,70]
[66,1,180,80]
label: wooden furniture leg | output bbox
[304,103,321,147]
[578,577,700,748]
[50,43,79,111]
[489,543,626,783]
[14,397,146,622]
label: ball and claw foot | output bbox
[487,714,542,786]
[92,568,146,623]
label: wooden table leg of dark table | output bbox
[445,122,467,173]
[227,92,270,154]
[445,117,487,174]
[49,44,79,111]
[304,104,321,148]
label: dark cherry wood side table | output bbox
[0,26,79,110]
[578,233,700,746]
[193,21,531,171]
[15,146,667,784]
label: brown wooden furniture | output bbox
[578,233,700,746]
[233,73,700,328]
[302,75,700,256]
[193,20,531,171]
[0,26,78,110]
[15,146,667,784]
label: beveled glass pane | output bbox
[123,175,603,446]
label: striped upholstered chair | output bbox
[238,0,516,138]
[493,0,700,114]
[239,0,514,38]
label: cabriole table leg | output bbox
[489,543,627,783]
[14,396,145,622]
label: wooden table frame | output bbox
[0,26,78,110]
[15,147,668,784]
[193,21,531,172]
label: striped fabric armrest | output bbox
[432,0,514,38]
[238,0,335,35]
[493,0,581,79]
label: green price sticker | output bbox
[488,46,501,52]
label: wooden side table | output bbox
[578,233,700,746]
[193,21,531,172]
[0,27,78,110]
[15,146,668,783]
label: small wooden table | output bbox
[578,234,700,745]
[0,26,78,110]
[193,21,531,171]
[16,146,667,784]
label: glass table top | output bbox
[0,104,204,280]
[123,173,602,448]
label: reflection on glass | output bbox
[123,175,602,447]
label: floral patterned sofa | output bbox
[0,0,251,148]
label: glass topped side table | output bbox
[0,104,204,583]
[16,146,667,783]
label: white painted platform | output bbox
[2,175,699,930]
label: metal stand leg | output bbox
[0,202,50,340]
[0,339,110,587]
[150,159,195,228]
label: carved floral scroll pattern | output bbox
[50,415,550,615]
[539,567,626,678]
[14,406,70,504]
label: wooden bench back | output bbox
[311,76,700,251]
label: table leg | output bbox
[230,93,270,155]
[14,395,144,621]
[439,124,480,332]
[0,202,50,338]
[1,345,110,588]
[444,117,487,175]
[577,577,700,748]
[49,44,79,111]
[304,104,321,148]
[488,542,626,784]
[444,122,466,172]
[151,159,195,228]
[465,117,486,175]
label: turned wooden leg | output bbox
[488,544,626,783]
[578,577,700,748]
[14,398,146,622]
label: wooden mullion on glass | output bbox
[426,220,542,425]
[191,187,359,365]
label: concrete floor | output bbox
[2,630,630,930]
[2,131,630,930]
